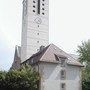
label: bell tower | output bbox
[21,0,49,62]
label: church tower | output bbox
[21,0,49,62]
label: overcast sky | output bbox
[0,0,90,70]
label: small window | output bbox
[42,4,44,6]
[33,1,36,3]
[42,13,45,15]
[37,41,39,43]
[33,5,35,8]
[42,8,45,10]
[37,33,39,35]
[38,25,39,27]
[61,83,66,90]
[33,10,35,12]
[61,70,66,80]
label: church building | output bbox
[11,0,83,90]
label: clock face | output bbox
[34,17,42,24]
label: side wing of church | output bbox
[22,44,83,90]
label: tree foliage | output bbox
[0,65,40,90]
[77,40,90,90]
[77,40,90,63]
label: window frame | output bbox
[60,69,66,80]
[55,54,67,67]
[61,83,66,90]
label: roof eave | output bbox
[67,63,84,67]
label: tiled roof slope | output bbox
[23,44,83,67]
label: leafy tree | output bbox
[0,71,7,89]
[0,64,40,90]
[77,40,90,63]
[77,40,90,90]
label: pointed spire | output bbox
[10,46,21,70]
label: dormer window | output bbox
[42,4,44,6]
[55,54,67,67]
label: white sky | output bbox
[0,0,90,70]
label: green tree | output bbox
[0,71,7,89]
[77,40,90,90]
[0,64,40,90]
[77,40,90,63]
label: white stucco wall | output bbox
[36,62,81,90]
[66,65,81,90]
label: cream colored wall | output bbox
[37,62,81,90]
[66,65,81,90]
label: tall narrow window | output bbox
[60,59,65,67]
[61,83,66,90]
[61,70,66,80]
[37,0,40,14]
